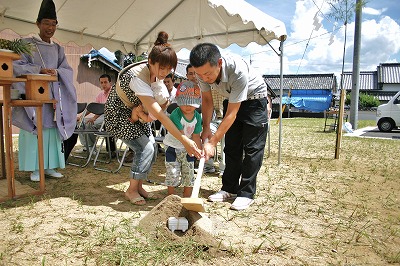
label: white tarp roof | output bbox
[0,0,287,54]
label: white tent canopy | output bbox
[0,0,286,54]
[1,0,287,163]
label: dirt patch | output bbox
[0,119,399,265]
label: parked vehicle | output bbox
[376,91,400,132]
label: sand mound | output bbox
[138,195,226,253]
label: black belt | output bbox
[247,92,268,100]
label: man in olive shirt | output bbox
[190,43,270,210]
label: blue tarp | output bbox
[81,49,122,71]
[282,89,332,112]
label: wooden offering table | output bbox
[0,50,57,202]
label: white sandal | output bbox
[45,169,63,178]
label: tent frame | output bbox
[264,36,286,165]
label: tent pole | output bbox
[278,39,284,165]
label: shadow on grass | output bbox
[1,151,217,213]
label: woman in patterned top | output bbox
[105,31,202,205]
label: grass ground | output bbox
[0,118,399,265]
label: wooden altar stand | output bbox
[0,50,57,202]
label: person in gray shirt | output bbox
[190,43,270,210]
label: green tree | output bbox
[345,92,380,109]
[326,0,367,90]
[114,51,148,67]
[327,0,367,23]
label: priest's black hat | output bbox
[37,0,57,22]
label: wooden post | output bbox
[36,106,45,192]
[0,104,5,180]
[335,88,346,159]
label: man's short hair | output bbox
[189,43,220,68]
[186,63,193,74]
[99,74,111,82]
[165,73,175,81]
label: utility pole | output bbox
[350,0,363,129]
[328,0,366,159]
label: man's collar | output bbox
[33,34,54,44]
[103,89,111,96]
[218,57,228,84]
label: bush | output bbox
[345,92,380,110]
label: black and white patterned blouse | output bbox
[104,70,152,140]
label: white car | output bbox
[376,91,400,132]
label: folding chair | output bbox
[80,103,128,173]
[93,136,130,173]
[67,102,90,166]
[76,103,110,165]
[167,102,179,114]
[70,102,109,167]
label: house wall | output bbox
[1,29,117,134]
[381,83,400,92]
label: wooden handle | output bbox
[191,157,205,198]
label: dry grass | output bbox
[0,118,399,266]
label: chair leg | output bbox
[68,132,96,167]
[93,137,112,168]
[115,141,130,166]
[94,139,129,173]
[81,143,97,168]
[111,147,129,173]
